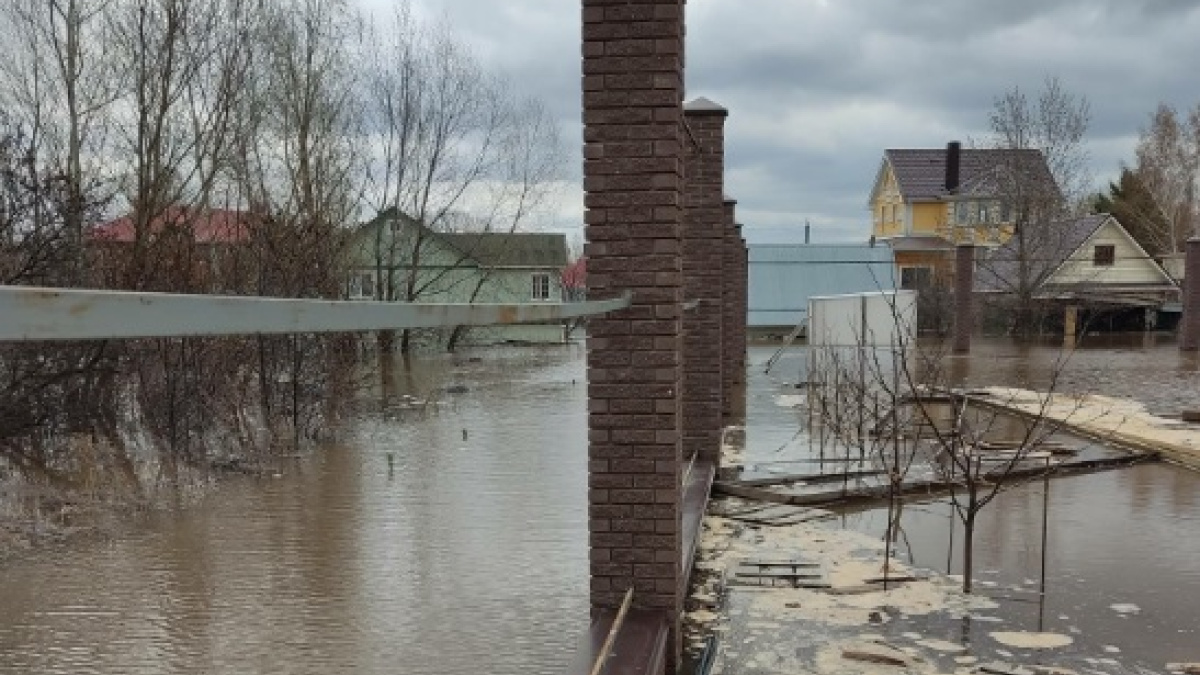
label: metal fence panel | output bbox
[0,286,630,341]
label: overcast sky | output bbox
[367,0,1200,245]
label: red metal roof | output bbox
[89,206,252,244]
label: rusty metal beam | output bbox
[0,286,629,341]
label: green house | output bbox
[346,209,569,345]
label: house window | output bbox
[349,272,375,299]
[1093,244,1116,267]
[954,201,970,225]
[900,266,933,290]
[531,272,551,301]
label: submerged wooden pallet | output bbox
[730,559,831,589]
[716,503,835,526]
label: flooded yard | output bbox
[735,337,1200,672]
[0,336,1196,674]
[0,346,591,675]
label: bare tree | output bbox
[0,0,121,285]
[1133,103,1200,254]
[445,96,565,351]
[984,76,1091,336]
[225,0,362,449]
[362,4,565,352]
[806,290,1082,594]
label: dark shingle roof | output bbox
[441,232,567,268]
[360,209,567,268]
[885,148,1056,201]
[974,213,1109,292]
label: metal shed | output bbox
[748,244,897,335]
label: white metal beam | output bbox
[0,286,628,341]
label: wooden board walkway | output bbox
[714,452,1156,509]
[958,387,1200,472]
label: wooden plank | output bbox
[714,452,1157,508]
[732,468,886,487]
[564,609,670,675]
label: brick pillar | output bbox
[734,226,749,422]
[721,199,738,424]
[682,99,727,466]
[953,244,974,354]
[1182,237,1200,351]
[582,0,686,665]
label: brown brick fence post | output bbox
[736,228,748,421]
[582,0,687,668]
[1182,236,1200,352]
[682,99,727,466]
[722,199,739,424]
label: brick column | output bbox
[682,99,727,466]
[721,199,738,424]
[953,244,974,354]
[1182,236,1200,351]
[734,226,749,422]
[582,0,686,662]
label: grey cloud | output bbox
[363,0,1200,242]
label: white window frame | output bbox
[531,272,552,301]
[349,271,376,300]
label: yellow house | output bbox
[867,142,1055,289]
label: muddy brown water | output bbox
[758,336,1200,669]
[0,346,590,675]
[0,337,1196,673]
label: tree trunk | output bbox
[962,508,977,593]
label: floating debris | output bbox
[1109,603,1141,615]
[988,631,1073,649]
[915,638,966,653]
[979,662,1035,675]
[1028,666,1080,675]
[842,641,914,667]
[774,394,806,408]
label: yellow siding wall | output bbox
[911,203,946,234]
[871,166,905,237]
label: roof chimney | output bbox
[945,141,961,193]
[804,220,811,244]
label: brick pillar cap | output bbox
[723,195,737,205]
[684,97,729,117]
[957,242,975,248]
[1189,235,1200,243]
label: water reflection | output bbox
[752,341,1200,668]
[0,345,590,675]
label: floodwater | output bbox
[0,346,591,675]
[756,336,1200,669]
[0,336,1196,673]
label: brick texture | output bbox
[582,0,686,662]
[734,228,748,421]
[721,200,739,424]
[682,102,727,466]
[1182,237,1200,351]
